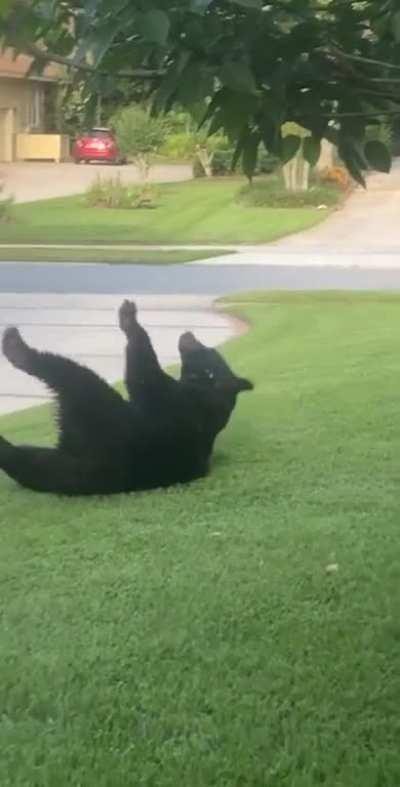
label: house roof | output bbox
[0,47,62,82]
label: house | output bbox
[0,47,66,162]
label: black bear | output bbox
[0,300,253,496]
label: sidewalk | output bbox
[0,294,236,415]
[1,243,400,269]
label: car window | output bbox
[89,129,111,137]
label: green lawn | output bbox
[1,291,400,786]
[0,247,230,264]
[0,178,339,246]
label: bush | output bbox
[257,147,280,175]
[192,156,206,178]
[161,109,197,136]
[211,148,233,176]
[211,143,279,176]
[110,105,167,178]
[319,166,351,191]
[85,176,158,209]
[237,177,342,208]
[161,128,280,178]
[160,130,228,162]
[160,132,198,160]
[365,120,392,150]
[0,185,14,222]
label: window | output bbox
[29,85,42,129]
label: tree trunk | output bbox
[196,145,212,177]
[316,139,335,172]
[136,153,150,182]
[283,151,310,192]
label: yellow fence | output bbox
[16,134,70,162]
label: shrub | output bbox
[211,143,279,176]
[319,166,350,191]
[110,105,167,180]
[0,184,14,222]
[161,132,198,160]
[365,120,392,150]
[192,156,207,178]
[257,147,280,175]
[210,148,233,176]
[162,130,229,177]
[161,128,279,178]
[85,176,158,209]
[161,109,197,136]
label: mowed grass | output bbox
[1,291,400,786]
[0,177,338,246]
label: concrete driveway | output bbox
[0,161,191,203]
[0,293,235,414]
[264,161,400,257]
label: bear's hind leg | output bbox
[0,438,104,495]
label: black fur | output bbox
[0,301,253,496]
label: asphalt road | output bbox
[2,262,400,295]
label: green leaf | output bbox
[230,0,262,8]
[0,0,14,16]
[152,52,190,114]
[218,89,257,137]
[73,19,125,67]
[339,142,366,188]
[242,132,260,182]
[82,0,101,15]
[198,90,223,130]
[220,61,257,95]
[303,136,321,167]
[392,10,400,42]
[177,62,214,108]
[208,110,224,136]
[232,125,249,171]
[261,115,281,157]
[280,135,301,164]
[137,9,170,46]
[364,140,392,174]
[191,0,213,13]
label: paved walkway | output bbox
[0,161,191,203]
[0,294,235,414]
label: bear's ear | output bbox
[236,377,254,392]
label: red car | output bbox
[72,127,126,165]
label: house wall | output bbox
[0,77,45,161]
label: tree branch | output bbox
[16,41,165,80]
[325,46,400,74]
[298,109,400,119]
